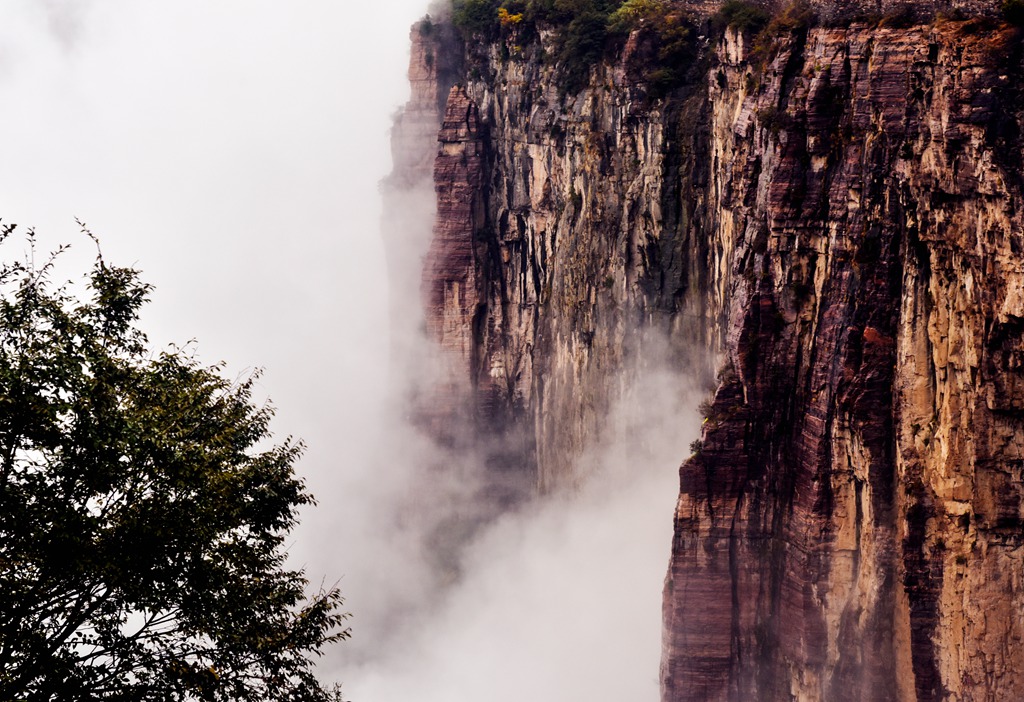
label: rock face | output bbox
[387,7,1024,702]
[411,27,726,492]
[381,17,461,405]
[663,22,1024,702]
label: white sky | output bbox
[0,0,428,433]
[0,0,429,681]
[0,0,429,576]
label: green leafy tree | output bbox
[452,0,502,36]
[0,224,349,701]
[608,0,695,96]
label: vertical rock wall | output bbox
[662,21,1024,702]
[388,8,1024,701]
[416,28,723,493]
[382,17,461,404]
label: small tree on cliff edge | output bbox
[0,224,349,701]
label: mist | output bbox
[0,2,705,699]
[338,353,704,700]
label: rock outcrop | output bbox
[387,5,1024,701]
[663,20,1024,701]
[408,23,723,492]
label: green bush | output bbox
[716,0,771,33]
[549,0,624,22]
[606,0,695,97]
[453,0,502,36]
[743,0,814,68]
[525,0,558,20]
[755,105,791,135]
[558,9,613,89]
[767,0,815,31]
[451,0,686,94]
[608,0,666,32]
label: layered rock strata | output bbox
[388,8,1024,702]
[412,28,724,492]
[663,20,1024,702]
[382,17,460,403]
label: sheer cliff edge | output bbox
[386,4,1024,700]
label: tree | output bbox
[0,224,349,701]
[452,0,501,36]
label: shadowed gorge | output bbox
[384,1,1024,700]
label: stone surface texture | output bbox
[415,25,723,492]
[388,10,1024,702]
[382,18,462,399]
[664,21,1024,702]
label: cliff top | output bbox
[448,0,1007,35]
[442,0,1012,93]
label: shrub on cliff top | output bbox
[608,0,686,34]
[476,0,627,91]
[452,0,501,36]
[454,0,702,95]
[607,0,664,30]
[608,0,697,96]
[714,0,814,92]
[715,0,771,33]
[557,7,616,89]
[583,0,699,95]
[536,0,624,23]
[498,6,525,25]
[766,0,815,31]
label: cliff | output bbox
[387,3,1024,700]
[664,19,1024,702]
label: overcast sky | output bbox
[0,0,431,580]
[0,0,429,428]
[0,0,431,679]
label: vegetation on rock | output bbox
[714,0,771,32]
[610,0,698,95]
[453,0,1014,97]
[451,0,703,92]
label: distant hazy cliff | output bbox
[386,3,1024,700]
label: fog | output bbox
[339,354,703,700]
[0,2,703,699]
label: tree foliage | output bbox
[714,0,771,33]
[609,0,696,96]
[450,0,624,77]
[448,0,702,94]
[0,224,349,701]
[559,2,632,90]
[452,0,502,36]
